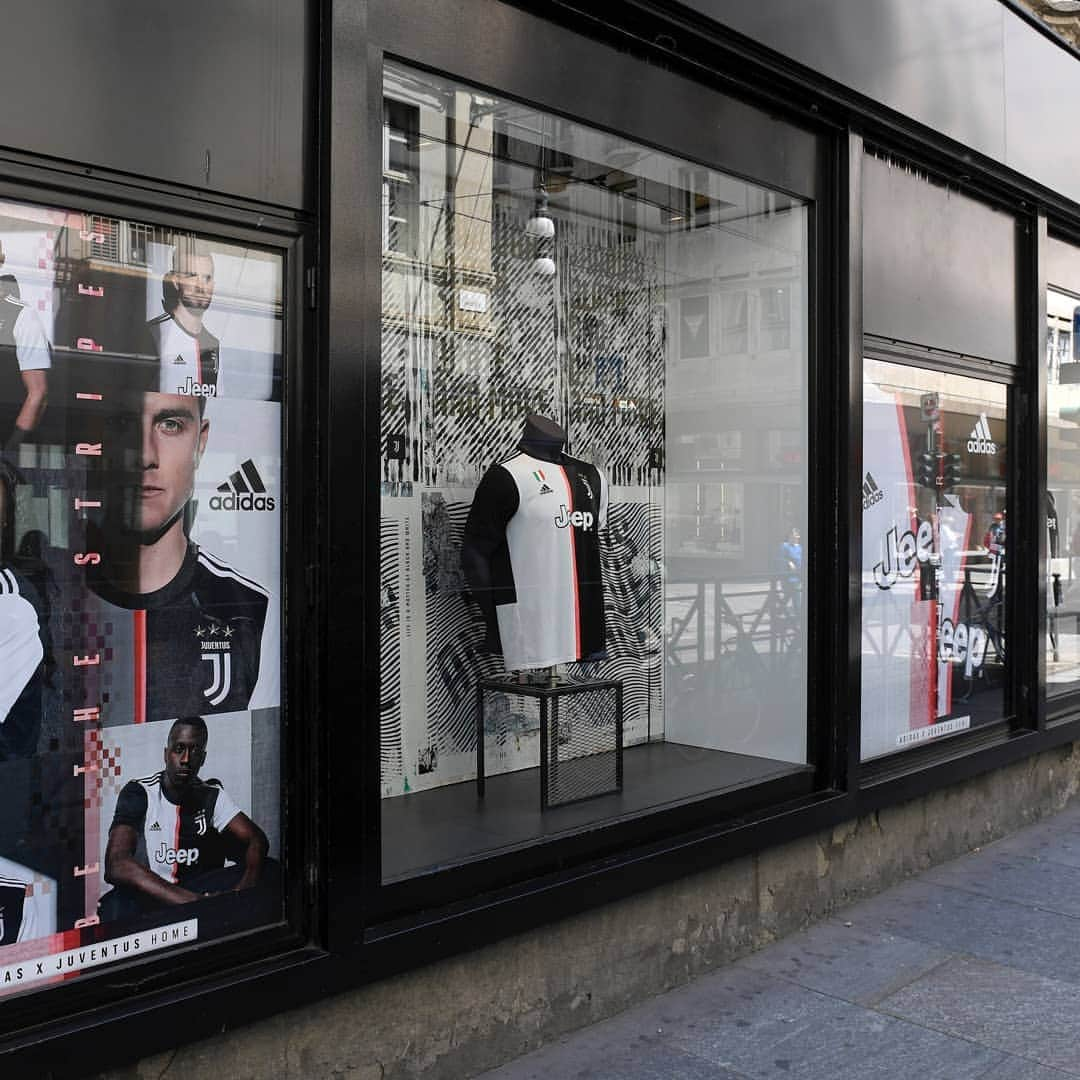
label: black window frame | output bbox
[342,0,849,932]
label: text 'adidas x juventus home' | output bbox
[463,450,608,670]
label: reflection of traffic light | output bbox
[942,453,962,492]
[916,451,937,488]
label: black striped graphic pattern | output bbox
[380,517,404,788]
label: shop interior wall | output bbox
[0,0,313,211]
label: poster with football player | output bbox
[0,195,284,999]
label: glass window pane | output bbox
[0,199,285,999]
[1048,285,1080,694]
[861,359,1007,760]
[380,62,810,880]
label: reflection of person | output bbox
[983,511,1006,557]
[778,526,803,613]
[0,240,50,452]
[85,390,269,722]
[100,717,268,916]
[145,242,220,398]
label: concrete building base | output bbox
[99,742,1080,1080]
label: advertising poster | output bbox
[0,200,283,998]
[861,361,1006,761]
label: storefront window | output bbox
[861,359,1007,760]
[380,62,810,879]
[1047,283,1080,696]
[0,199,284,997]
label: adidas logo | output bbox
[209,459,276,512]
[538,484,553,495]
[862,471,883,510]
[966,414,998,456]
[149,821,162,831]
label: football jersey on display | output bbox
[110,771,241,885]
[463,450,607,670]
[85,544,269,725]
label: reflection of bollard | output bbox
[1053,572,1063,608]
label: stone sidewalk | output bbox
[478,801,1080,1079]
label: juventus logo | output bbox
[194,810,208,837]
[202,651,233,706]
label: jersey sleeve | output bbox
[13,306,51,371]
[0,571,44,726]
[461,463,520,637]
[209,783,242,832]
[109,781,148,832]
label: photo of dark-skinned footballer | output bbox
[99,716,275,921]
[83,387,270,725]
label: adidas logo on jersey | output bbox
[554,504,595,530]
[538,484,553,495]
[862,471,883,510]
[149,821,162,831]
[209,459,276,511]
[967,414,998,455]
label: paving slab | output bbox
[845,879,1080,984]
[879,955,1080,1075]
[737,918,952,1005]
[922,848,1080,917]
[663,967,1005,1080]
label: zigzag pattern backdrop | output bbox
[380,517,404,790]
[381,187,667,796]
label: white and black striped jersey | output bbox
[0,855,54,946]
[0,565,46,759]
[462,450,608,670]
[109,771,241,886]
[146,309,221,397]
[0,292,51,440]
[85,543,269,725]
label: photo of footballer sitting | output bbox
[99,716,279,923]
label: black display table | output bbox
[476,676,624,810]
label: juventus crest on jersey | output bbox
[463,450,608,670]
[85,544,269,725]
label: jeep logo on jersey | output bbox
[862,471,883,510]
[209,459,276,511]
[554,505,594,530]
[967,414,998,455]
[154,842,200,867]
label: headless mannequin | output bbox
[519,413,566,462]
[462,413,568,675]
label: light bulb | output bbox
[532,256,556,276]
[525,214,555,239]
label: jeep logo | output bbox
[554,505,594,530]
[154,842,200,867]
